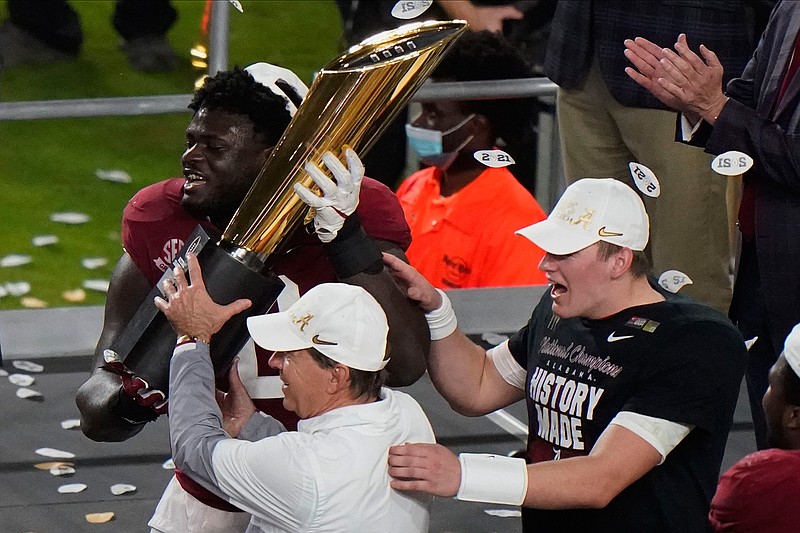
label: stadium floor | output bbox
[0,292,756,533]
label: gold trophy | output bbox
[101,20,467,427]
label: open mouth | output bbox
[550,283,567,298]
[183,170,207,190]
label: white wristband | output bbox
[457,453,528,506]
[425,289,458,340]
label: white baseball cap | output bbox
[246,283,390,372]
[244,62,309,117]
[516,178,649,255]
[782,323,800,379]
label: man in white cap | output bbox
[154,253,434,532]
[73,62,429,532]
[384,178,748,532]
[709,323,800,532]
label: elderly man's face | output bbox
[180,107,270,226]
[763,356,792,448]
[538,243,618,319]
[268,349,333,419]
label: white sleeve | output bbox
[609,411,693,465]
[487,340,526,390]
[679,113,705,141]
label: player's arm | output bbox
[75,253,153,441]
[383,253,524,414]
[294,148,429,386]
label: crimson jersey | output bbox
[122,176,411,510]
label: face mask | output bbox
[406,114,475,170]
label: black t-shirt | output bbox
[508,288,747,532]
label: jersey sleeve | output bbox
[507,323,530,371]
[621,321,747,433]
[357,177,412,251]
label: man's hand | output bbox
[294,148,364,243]
[215,358,257,438]
[154,253,251,342]
[388,442,461,497]
[382,252,442,312]
[625,33,728,124]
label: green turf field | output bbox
[0,0,342,310]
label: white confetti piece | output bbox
[0,369,8,377]
[162,458,175,470]
[1,254,32,267]
[50,211,91,224]
[58,483,87,494]
[62,289,86,303]
[712,151,754,176]
[474,149,515,168]
[82,279,110,293]
[9,373,34,387]
[103,349,121,364]
[95,169,132,183]
[32,234,59,247]
[484,509,522,518]
[5,281,31,296]
[13,360,44,372]
[228,0,243,12]
[481,332,509,346]
[745,336,759,351]
[86,512,115,524]
[36,448,75,459]
[16,388,43,400]
[658,270,693,293]
[61,419,81,430]
[0,285,6,298]
[629,162,661,198]
[391,0,433,19]
[50,465,76,476]
[34,461,73,470]
[81,257,108,270]
[20,297,47,309]
[110,483,137,496]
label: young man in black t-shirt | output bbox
[385,178,747,532]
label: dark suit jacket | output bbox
[691,0,800,347]
[544,0,762,108]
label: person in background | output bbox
[396,31,547,289]
[709,322,800,532]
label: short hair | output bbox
[596,241,651,277]
[308,348,385,400]
[189,66,295,146]
[431,30,536,147]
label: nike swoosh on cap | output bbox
[607,332,634,342]
[598,226,624,237]
[311,335,338,346]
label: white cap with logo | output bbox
[516,178,649,255]
[244,62,309,117]
[782,323,800,379]
[246,283,390,372]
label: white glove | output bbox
[294,148,364,243]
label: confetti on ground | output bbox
[50,212,90,224]
[32,234,59,247]
[0,369,8,377]
[34,461,74,470]
[229,0,243,12]
[82,279,110,293]
[1,254,32,267]
[13,361,44,373]
[5,281,31,296]
[484,509,522,518]
[9,374,35,387]
[61,419,81,430]
[95,169,132,183]
[110,483,137,495]
[50,465,76,476]
[21,297,48,309]
[36,448,75,459]
[16,388,43,401]
[162,458,175,470]
[81,257,108,270]
[0,285,6,298]
[85,512,115,524]
[58,483,87,494]
[62,289,86,303]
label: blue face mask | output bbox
[405,114,476,170]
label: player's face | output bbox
[181,107,270,226]
[763,357,790,448]
[411,100,475,153]
[268,349,332,419]
[538,243,617,319]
